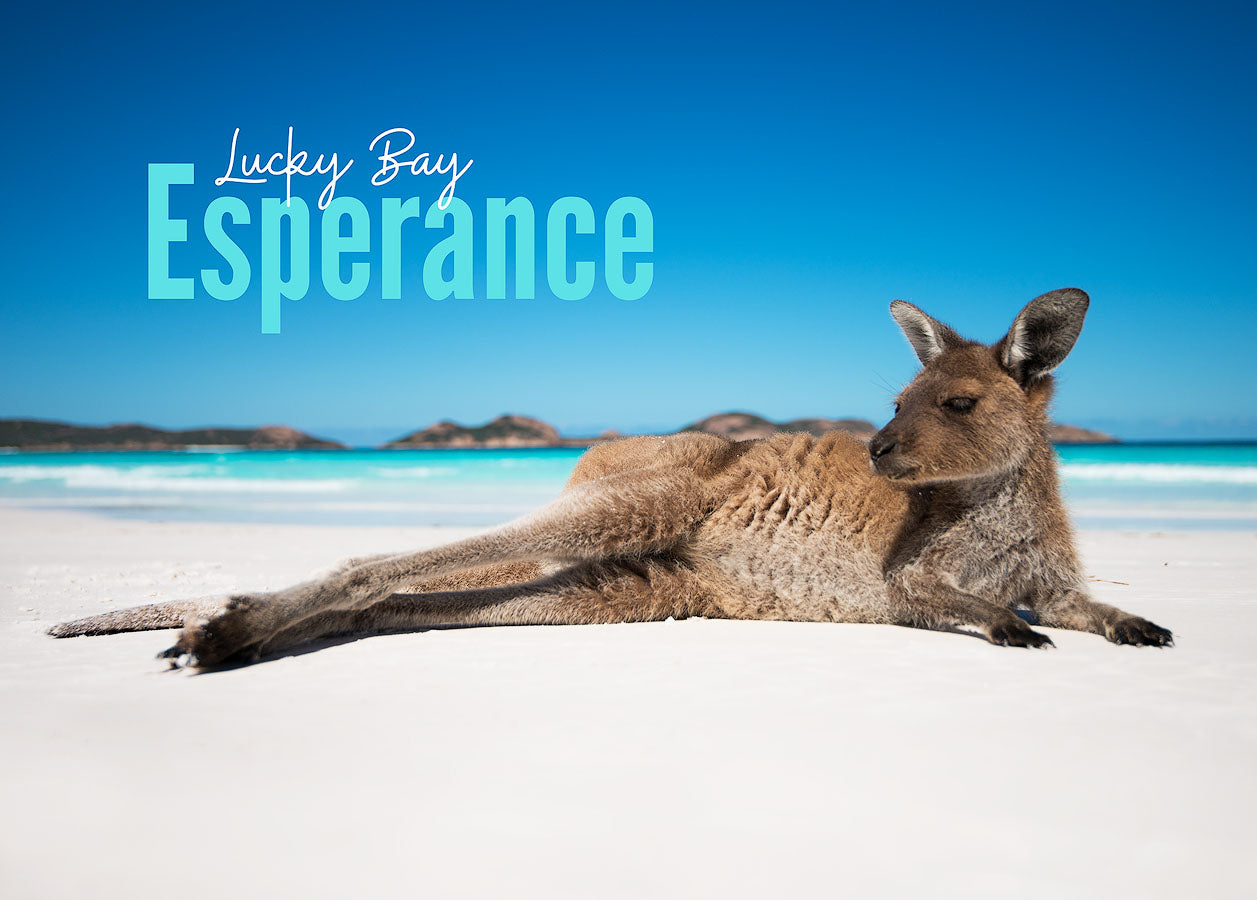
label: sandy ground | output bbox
[1,508,1255,899]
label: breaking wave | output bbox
[0,464,353,493]
[1060,463,1257,485]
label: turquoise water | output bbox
[1055,443,1257,529]
[0,443,1255,531]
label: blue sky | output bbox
[2,0,1254,444]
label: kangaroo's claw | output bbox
[1107,616,1174,647]
[987,618,1055,649]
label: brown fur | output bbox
[49,288,1172,667]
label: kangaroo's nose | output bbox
[869,435,896,460]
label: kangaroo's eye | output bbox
[943,397,976,413]
[893,402,901,414]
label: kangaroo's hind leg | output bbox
[165,462,725,667]
[249,557,719,659]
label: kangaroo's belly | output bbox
[697,433,907,623]
[704,520,892,622]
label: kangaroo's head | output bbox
[869,288,1090,486]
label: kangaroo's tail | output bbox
[47,560,552,640]
[47,598,224,638]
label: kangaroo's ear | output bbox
[998,288,1090,383]
[889,300,964,365]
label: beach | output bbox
[2,506,1254,899]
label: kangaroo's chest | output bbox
[700,449,902,621]
[904,489,1045,605]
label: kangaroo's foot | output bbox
[159,595,271,667]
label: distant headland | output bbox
[0,414,1118,451]
[0,420,344,451]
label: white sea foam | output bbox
[368,466,451,479]
[1060,463,1257,485]
[1069,504,1257,520]
[295,500,536,513]
[0,465,352,493]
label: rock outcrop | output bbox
[681,412,878,441]
[1046,423,1118,444]
[385,415,573,449]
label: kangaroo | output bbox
[49,288,1172,666]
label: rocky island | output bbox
[680,412,878,442]
[384,415,617,449]
[0,419,344,451]
[1045,423,1118,444]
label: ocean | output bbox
[1,443,1255,531]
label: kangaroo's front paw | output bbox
[987,616,1055,649]
[1106,616,1174,647]
[158,596,270,668]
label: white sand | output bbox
[1,507,1255,899]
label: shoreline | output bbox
[3,444,1256,533]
